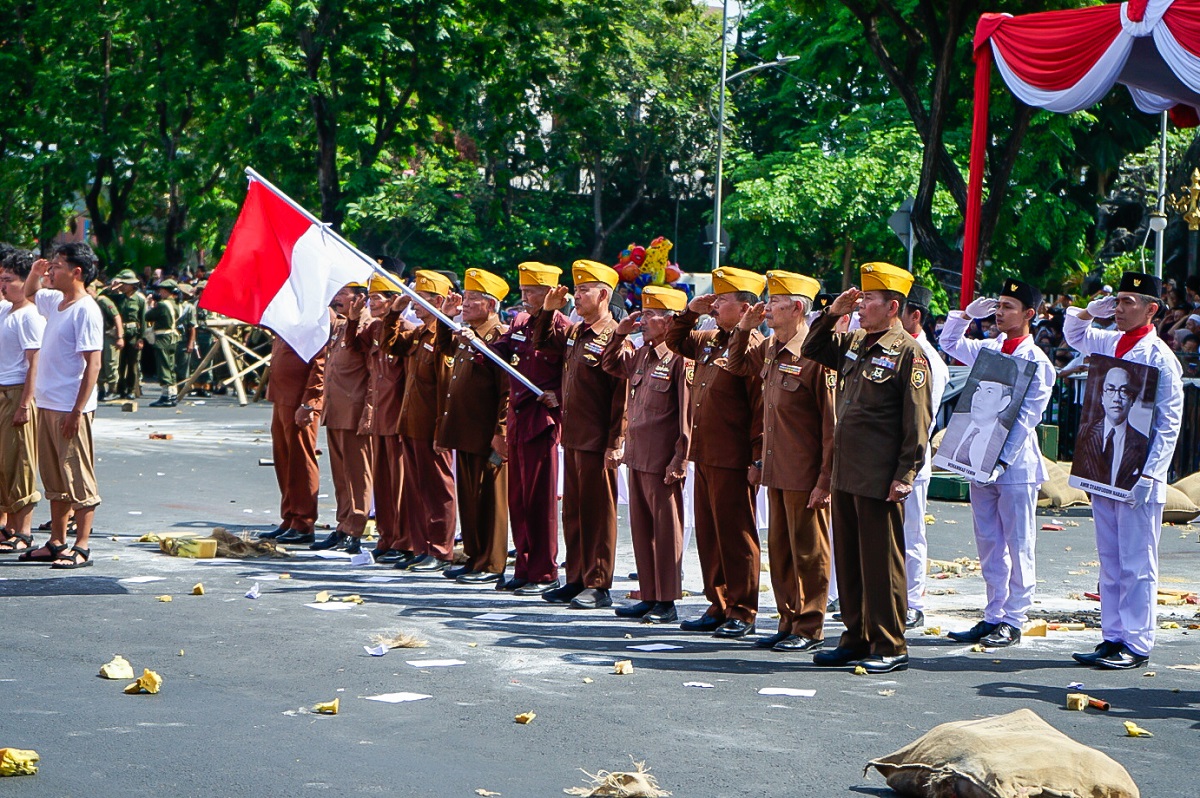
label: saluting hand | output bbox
[389,294,412,314]
[687,293,716,316]
[828,287,861,317]
[442,292,463,319]
[738,302,766,331]
[964,297,999,320]
[615,311,642,336]
[543,285,570,312]
[347,293,366,320]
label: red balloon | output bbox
[619,263,642,283]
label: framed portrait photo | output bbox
[1068,354,1158,501]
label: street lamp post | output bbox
[709,0,798,268]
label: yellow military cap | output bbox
[518,261,562,287]
[642,285,688,312]
[368,272,402,294]
[464,268,508,301]
[572,259,620,289]
[712,266,766,296]
[413,269,453,297]
[860,262,914,296]
[344,280,367,289]
[766,270,821,301]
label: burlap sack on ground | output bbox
[1038,459,1090,508]
[867,708,1139,798]
[1170,470,1200,504]
[930,427,946,460]
[1162,484,1200,523]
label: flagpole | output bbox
[243,167,545,397]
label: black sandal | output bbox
[18,541,67,562]
[0,530,34,553]
[51,546,92,570]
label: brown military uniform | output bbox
[665,311,764,624]
[532,310,626,590]
[322,315,374,537]
[489,312,565,583]
[801,312,933,657]
[352,313,408,553]
[601,335,690,602]
[726,327,834,639]
[436,317,510,574]
[391,321,456,562]
[266,334,327,535]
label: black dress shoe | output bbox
[410,556,450,573]
[980,622,1021,648]
[397,553,429,570]
[905,609,925,629]
[443,565,472,580]
[754,631,791,649]
[310,531,348,551]
[948,620,998,643]
[615,600,656,618]
[514,580,558,596]
[344,537,362,555]
[859,653,909,674]
[1072,640,1123,665]
[570,588,612,610]
[277,529,315,545]
[713,619,755,639]
[542,582,584,604]
[1094,643,1149,670]
[259,524,289,540]
[812,646,869,667]
[149,396,177,407]
[458,571,501,585]
[680,614,725,633]
[498,577,529,592]
[378,549,412,565]
[774,635,824,653]
[643,602,677,624]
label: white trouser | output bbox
[1092,495,1162,656]
[968,481,1038,627]
[902,473,930,612]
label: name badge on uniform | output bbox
[584,341,604,355]
[870,356,896,370]
[511,332,526,342]
[846,351,858,361]
[566,338,575,346]
[778,363,802,376]
[423,342,434,351]
[651,365,671,380]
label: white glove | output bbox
[1128,475,1155,508]
[975,463,1006,486]
[964,297,999,320]
[1086,296,1117,318]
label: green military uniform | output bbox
[110,270,146,398]
[174,286,197,392]
[801,262,933,671]
[146,280,181,406]
[96,289,122,399]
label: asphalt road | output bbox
[1,396,1197,797]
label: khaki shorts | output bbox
[36,408,101,509]
[0,385,41,513]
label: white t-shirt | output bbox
[34,289,103,413]
[0,301,46,386]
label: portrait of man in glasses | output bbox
[1071,356,1156,494]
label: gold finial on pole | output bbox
[1168,168,1200,231]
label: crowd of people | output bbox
[0,239,1182,676]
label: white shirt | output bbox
[914,329,949,479]
[0,301,45,386]
[33,289,103,413]
[1063,308,1183,496]
[939,312,1055,485]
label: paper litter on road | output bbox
[362,575,401,583]
[758,687,815,698]
[364,644,389,657]
[363,692,432,703]
[627,643,682,652]
[1068,681,1085,689]
[244,583,261,599]
[683,682,714,689]
[128,511,143,515]
[406,659,466,668]
[305,602,353,611]
[350,550,374,566]
[474,613,516,621]
[119,576,165,584]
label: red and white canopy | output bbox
[962,0,1200,305]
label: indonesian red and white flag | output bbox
[200,178,373,361]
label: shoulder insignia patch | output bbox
[685,362,695,385]
[911,368,927,389]
[826,371,837,390]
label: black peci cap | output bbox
[1118,271,1162,298]
[907,284,933,310]
[999,278,1042,311]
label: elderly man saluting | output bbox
[801,262,932,674]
